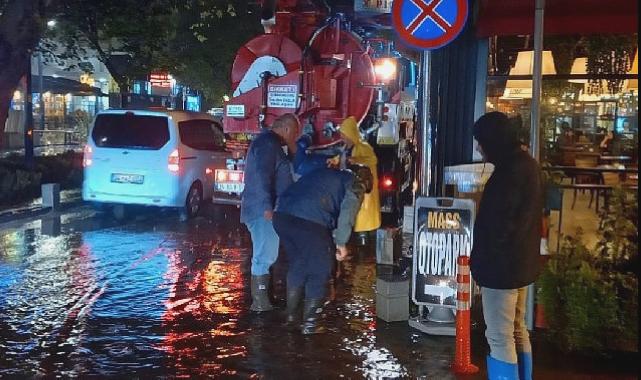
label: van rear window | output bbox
[92,114,169,150]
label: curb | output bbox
[0,199,84,225]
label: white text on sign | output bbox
[417,211,471,276]
[267,84,298,109]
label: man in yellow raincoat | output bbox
[339,116,381,232]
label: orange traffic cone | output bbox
[452,256,479,374]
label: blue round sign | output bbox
[392,0,468,50]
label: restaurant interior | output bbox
[485,35,638,251]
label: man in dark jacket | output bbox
[273,164,373,334]
[471,112,543,380]
[240,113,300,312]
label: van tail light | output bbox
[380,175,395,190]
[168,149,180,172]
[83,145,93,167]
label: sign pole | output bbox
[418,50,432,197]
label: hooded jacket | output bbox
[470,112,543,289]
[340,117,381,232]
[275,168,367,246]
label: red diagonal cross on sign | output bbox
[406,0,452,35]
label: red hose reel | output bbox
[224,22,375,144]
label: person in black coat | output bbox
[471,112,543,380]
[273,164,373,335]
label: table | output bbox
[555,183,637,211]
[599,155,633,164]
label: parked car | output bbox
[82,109,227,220]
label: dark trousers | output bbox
[273,212,334,299]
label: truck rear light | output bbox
[168,149,180,172]
[83,145,93,167]
[229,171,242,182]
[215,169,244,183]
[216,170,228,182]
[380,175,394,190]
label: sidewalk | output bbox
[0,188,83,224]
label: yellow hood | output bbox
[340,116,362,143]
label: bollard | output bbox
[452,255,479,374]
[41,183,60,211]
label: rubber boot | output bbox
[486,355,518,380]
[517,352,533,380]
[250,274,274,312]
[285,287,303,324]
[301,299,326,335]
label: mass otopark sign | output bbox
[392,0,468,50]
[412,197,475,307]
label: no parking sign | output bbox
[392,0,468,50]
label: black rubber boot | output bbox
[285,287,304,324]
[301,299,326,335]
[250,274,274,312]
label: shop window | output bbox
[485,35,638,165]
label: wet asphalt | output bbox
[0,204,637,379]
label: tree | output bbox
[47,0,176,94]
[167,0,262,109]
[0,0,56,146]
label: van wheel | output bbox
[183,183,203,220]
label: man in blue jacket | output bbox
[471,112,543,380]
[241,113,300,312]
[273,164,373,334]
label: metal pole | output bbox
[418,50,432,197]
[24,55,34,166]
[527,0,545,332]
[529,0,544,161]
[38,52,45,131]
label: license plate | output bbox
[215,182,244,193]
[111,173,144,184]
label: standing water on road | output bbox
[0,209,455,378]
[3,208,634,378]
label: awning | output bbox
[476,0,638,37]
[30,76,106,96]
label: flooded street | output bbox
[0,207,456,379]
[0,206,637,379]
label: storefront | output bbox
[477,0,638,165]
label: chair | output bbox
[571,156,599,209]
[599,171,621,211]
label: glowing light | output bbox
[374,59,397,82]
[229,172,241,182]
[223,95,230,102]
[12,90,21,101]
[47,20,57,28]
[168,149,180,172]
[216,170,228,182]
[205,168,213,175]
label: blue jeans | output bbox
[245,217,280,276]
[481,286,531,363]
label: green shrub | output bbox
[0,151,82,206]
[539,189,638,354]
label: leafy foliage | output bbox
[539,189,638,353]
[42,0,177,91]
[168,0,262,107]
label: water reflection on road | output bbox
[0,209,456,378]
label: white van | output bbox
[82,109,227,219]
